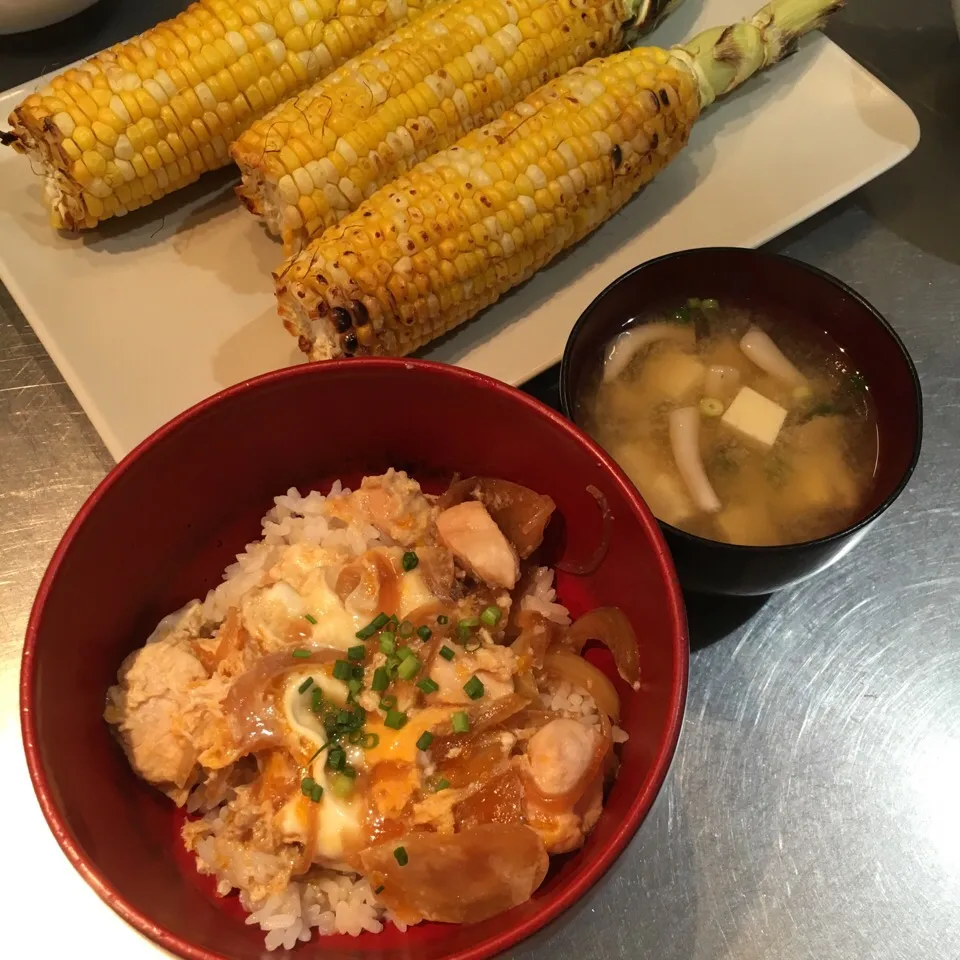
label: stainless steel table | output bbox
[2,2,958,958]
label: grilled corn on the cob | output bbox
[277,0,843,360]
[233,0,684,254]
[2,0,443,230]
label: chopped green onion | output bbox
[326,745,346,771]
[298,677,315,694]
[398,620,415,638]
[671,305,691,323]
[303,613,318,625]
[464,637,482,653]
[699,397,724,418]
[397,645,414,661]
[331,773,354,798]
[393,846,409,866]
[374,885,385,895]
[480,606,502,627]
[439,645,455,661]
[346,677,364,698]
[437,615,449,625]
[351,664,365,680]
[361,733,380,749]
[452,711,470,734]
[378,694,397,710]
[401,551,419,572]
[301,776,316,797]
[311,687,323,713]
[347,644,366,661]
[385,709,408,730]
[417,677,440,695]
[307,742,330,764]
[432,778,450,792]
[371,666,390,692]
[397,656,421,681]
[341,764,358,779]
[701,298,719,310]
[311,782,323,803]
[455,618,479,644]
[416,731,434,752]
[356,612,390,640]
[332,659,352,681]
[463,675,485,700]
[417,625,432,641]
[292,648,312,659]
[379,633,396,655]
[347,729,365,745]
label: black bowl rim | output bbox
[558,246,924,557]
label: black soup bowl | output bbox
[559,248,923,596]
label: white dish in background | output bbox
[0,0,99,35]
[0,0,919,461]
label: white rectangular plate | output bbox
[0,0,918,461]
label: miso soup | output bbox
[579,299,878,547]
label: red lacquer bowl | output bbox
[21,360,688,960]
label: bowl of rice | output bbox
[21,359,688,960]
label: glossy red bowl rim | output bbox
[559,246,924,554]
[20,358,689,960]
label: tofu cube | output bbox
[721,387,787,447]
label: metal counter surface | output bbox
[1,1,958,958]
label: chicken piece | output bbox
[333,469,434,546]
[527,718,601,797]
[428,644,516,704]
[105,636,210,804]
[520,719,605,854]
[522,766,605,855]
[436,501,519,589]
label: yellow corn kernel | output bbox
[71,158,93,187]
[92,120,119,147]
[142,144,163,170]
[72,125,96,152]
[81,149,107,177]
[156,139,176,165]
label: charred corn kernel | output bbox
[277,0,837,360]
[233,0,659,254]
[5,0,444,230]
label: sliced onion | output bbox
[562,607,640,691]
[454,767,526,830]
[416,546,455,602]
[542,650,621,721]
[359,823,549,924]
[437,477,556,559]
[511,609,561,670]
[555,485,612,576]
[466,692,530,734]
[223,648,340,755]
